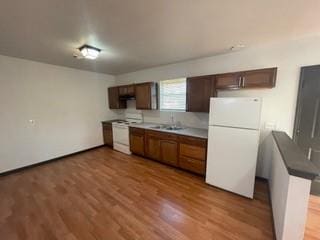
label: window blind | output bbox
[159,78,186,111]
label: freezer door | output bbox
[209,97,262,129]
[205,126,260,198]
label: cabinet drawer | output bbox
[180,143,206,161]
[179,156,206,175]
[129,127,145,135]
[145,130,178,141]
[178,135,207,147]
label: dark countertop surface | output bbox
[101,119,122,124]
[272,131,319,180]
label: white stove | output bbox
[112,113,143,154]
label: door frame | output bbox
[293,64,320,143]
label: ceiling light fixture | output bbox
[79,44,101,60]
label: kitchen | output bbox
[1,1,320,239]
[103,67,276,198]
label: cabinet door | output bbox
[135,82,157,110]
[130,134,145,156]
[129,128,145,156]
[145,136,161,160]
[242,68,277,88]
[215,73,241,90]
[160,140,178,167]
[102,124,113,146]
[108,87,126,109]
[186,76,215,112]
[127,85,135,96]
[118,86,128,96]
[119,85,135,97]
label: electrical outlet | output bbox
[264,122,277,130]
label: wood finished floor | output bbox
[0,147,275,240]
[305,195,320,240]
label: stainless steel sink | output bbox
[165,126,184,131]
[149,125,184,131]
[150,125,165,129]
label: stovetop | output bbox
[111,113,143,126]
[112,119,141,126]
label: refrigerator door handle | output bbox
[238,76,242,88]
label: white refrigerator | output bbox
[206,97,262,198]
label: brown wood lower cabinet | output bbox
[129,127,145,156]
[160,140,178,167]
[145,130,178,167]
[102,122,113,147]
[178,136,207,175]
[130,127,207,175]
[145,136,161,160]
[179,156,206,175]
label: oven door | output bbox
[112,124,129,146]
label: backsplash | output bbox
[123,100,209,129]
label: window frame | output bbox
[159,78,187,112]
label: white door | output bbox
[209,97,262,130]
[206,125,260,198]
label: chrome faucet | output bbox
[170,112,175,127]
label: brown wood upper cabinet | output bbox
[108,87,126,109]
[186,75,216,113]
[241,68,277,88]
[215,67,277,90]
[215,72,242,90]
[135,82,158,110]
[119,84,135,98]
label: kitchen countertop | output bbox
[272,131,319,180]
[130,122,208,139]
[101,119,122,124]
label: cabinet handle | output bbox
[242,76,245,87]
[307,148,312,160]
[238,77,242,88]
[311,98,319,139]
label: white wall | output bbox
[0,55,117,173]
[269,137,311,240]
[125,100,209,129]
[116,35,320,178]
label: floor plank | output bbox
[0,147,275,240]
[305,195,320,240]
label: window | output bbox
[159,78,186,111]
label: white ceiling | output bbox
[0,0,320,75]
